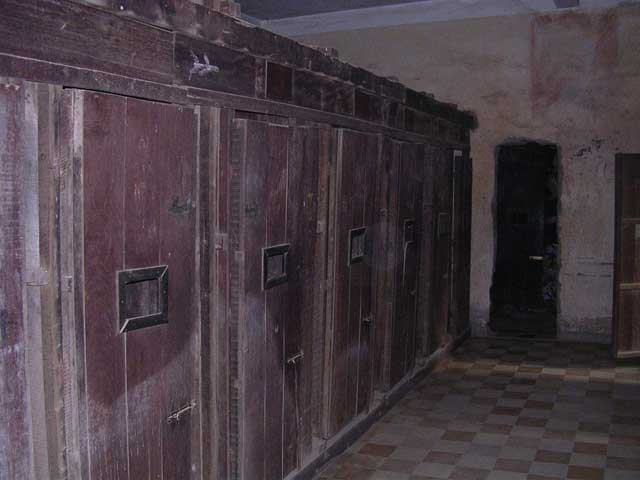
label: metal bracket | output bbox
[167,401,196,424]
[287,351,304,365]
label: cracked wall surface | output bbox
[297,5,640,342]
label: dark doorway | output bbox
[490,142,559,337]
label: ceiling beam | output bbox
[260,0,637,37]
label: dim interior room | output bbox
[1,0,639,479]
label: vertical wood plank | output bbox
[213,108,232,479]
[238,119,268,480]
[356,133,377,414]
[122,97,164,480]
[0,80,34,480]
[159,103,199,479]
[81,91,129,480]
[372,137,399,391]
[264,124,288,480]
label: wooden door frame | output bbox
[613,153,640,359]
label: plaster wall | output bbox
[297,5,640,342]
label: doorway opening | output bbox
[490,141,559,338]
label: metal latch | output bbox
[287,351,304,365]
[362,315,373,325]
[167,401,196,424]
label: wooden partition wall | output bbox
[0,2,473,479]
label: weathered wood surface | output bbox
[0,80,36,480]
[416,147,436,358]
[430,148,454,353]
[0,0,474,143]
[325,129,378,436]
[61,91,201,479]
[450,152,472,337]
[373,137,400,391]
[614,154,640,358]
[389,142,424,386]
[229,119,324,480]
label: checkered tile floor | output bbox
[315,338,640,480]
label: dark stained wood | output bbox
[234,119,268,480]
[355,89,384,124]
[123,98,165,480]
[211,107,233,480]
[430,147,454,353]
[61,91,201,479]
[78,91,129,479]
[159,101,200,480]
[374,139,425,390]
[373,137,400,391]
[175,34,261,97]
[293,70,322,110]
[450,151,472,337]
[614,154,640,358]
[264,124,288,480]
[325,129,378,436]
[389,142,424,386]
[416,147,436,358]
[0,80,35,480]
[322,80,355,117]
[0,0,174,84]
[229,119,326,480]
[266,62,294,103]
[0,53,469,149]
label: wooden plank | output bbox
[158,103,199,479]
[80,91,129,479]
[356,133,378,413]
[198,106,214,480]
[175,34,261,97]
[122,97,165,480]
[293,70,322,111]
[322,80,355,117]
[266,63,293,103]
[354,90,383,124]
[283,126,322,473]
[614,154,640,358]
[264,124,288,480]
[0,53,469,149]
[416,146,436,359]
[237,119,268,480]
[373,137,399,391]
[313,126,332,439]
[37,83,67,480]
[429,147,454,353]
[0,0,174,84]
[213,108,232,480]
[0,80,34,480]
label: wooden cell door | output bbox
[323,129,378,436]
[614,154,640,359]
[374,139,425,390]
[430,148,454,353]
[60,91,202,479]
[389,142,424,386]
[228,118,328,480]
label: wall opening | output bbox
[490,141,559,338]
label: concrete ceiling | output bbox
[247,0,638,37]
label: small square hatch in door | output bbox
[263,244,290,290]
[118,265,169,333]
[349,227,367,265]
